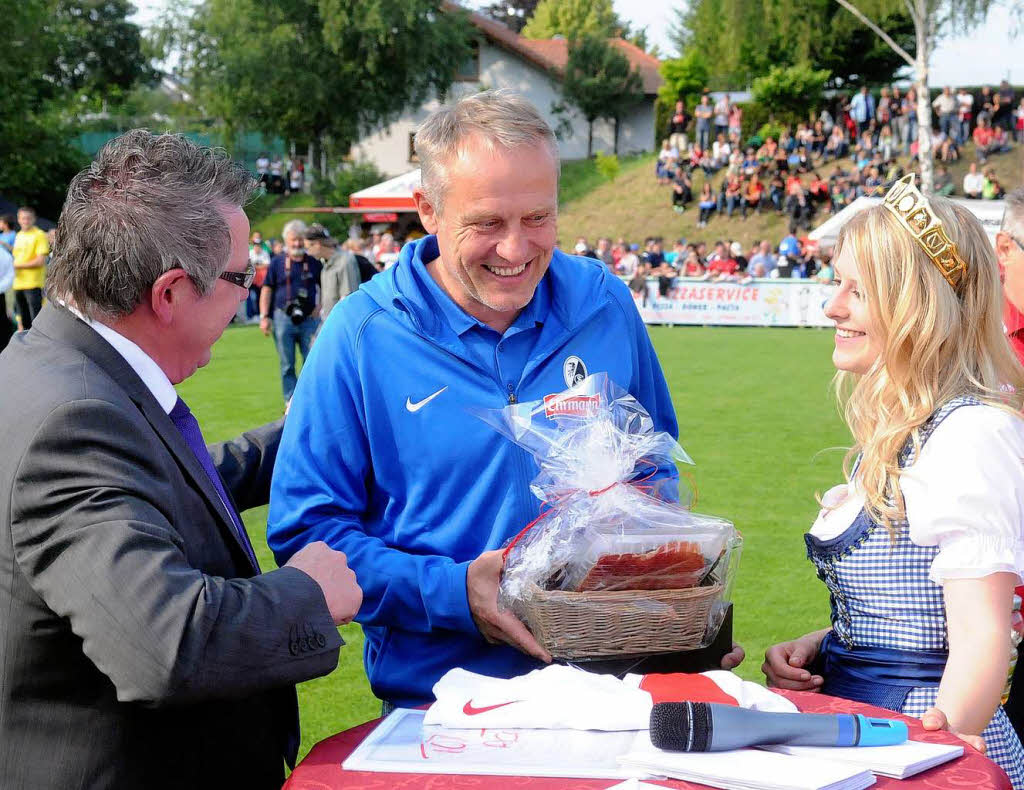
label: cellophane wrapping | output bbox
[475,372,741,656]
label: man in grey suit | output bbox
[0,130,363,789]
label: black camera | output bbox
[285,288,311,324]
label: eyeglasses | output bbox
[218,262,256,290]
[1006,234,1024,254]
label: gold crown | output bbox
[880,174,968,290]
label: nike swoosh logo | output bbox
[462,699,521,716]
[406,386,448,413]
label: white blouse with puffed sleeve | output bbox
[808,403,1024,585]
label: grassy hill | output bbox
[556,143,1024,249]
[246,143,1023,246]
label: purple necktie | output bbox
[169,397,260,570]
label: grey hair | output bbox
[282,219,307,239]
[47,129,255,320]
[1001,187,1024,242]
[413,89,558,211]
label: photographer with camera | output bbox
[260,219,322,402]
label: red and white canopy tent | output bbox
[347,169,420,221]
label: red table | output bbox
[284,690,1012,790]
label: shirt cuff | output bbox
[441,559,478,634]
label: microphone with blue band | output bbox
[650,701,908,752]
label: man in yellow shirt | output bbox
[12,207,49,329]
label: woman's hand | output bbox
[921,707,987,754]
[761,628,830,691]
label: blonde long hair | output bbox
[833,198,1024,537]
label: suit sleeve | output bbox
[267,314,478,636]
[210,419,284,512]
[10,400,341,706]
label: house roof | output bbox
[445,2,662,95]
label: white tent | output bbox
[348,169,420,213]
[809,196,1006,250]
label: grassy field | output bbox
[178,321,850,761]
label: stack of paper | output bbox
[763,740,963,779]
[618,748,875,790]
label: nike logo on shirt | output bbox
[406,386,448,413]
[462,699,521,716]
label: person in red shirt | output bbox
[742,176,765,218]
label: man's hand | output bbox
[720,643,745,670]
[259,316,271,336]
[467,550,551,663]
[762,632,826,691]
[921,707,986,754]
[286,541,362,626]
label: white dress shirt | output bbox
[70,308,178,414]
[809,404,1024,584]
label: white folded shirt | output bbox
[425,665,795,731]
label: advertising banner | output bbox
[634,278,835,327]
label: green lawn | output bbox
[178,322,849,761]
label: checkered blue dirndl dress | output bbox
[805,396,1024,788]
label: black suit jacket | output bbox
[0,304,342,789]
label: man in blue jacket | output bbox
[267,91,741,710]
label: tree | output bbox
[751,64,831,118]
[163,0,475,175]
[832,0,1004,193]
[480,0,539,33]
[668,0,913,90]
[51,0,156,101]
[521,0,621,39]
[657,50,709,110]
[560,36,643,156]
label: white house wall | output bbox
[349,38,655,178]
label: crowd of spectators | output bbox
[570,233,834,303]
[254,153,307,195]
[655,81,1020,233]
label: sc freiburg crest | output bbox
[563,356,587,387]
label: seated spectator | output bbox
[934,165,955,196]
[574,237,596,258]
[697,181,716,227]
[656,140,679,184]
[769,172,785,212]
[748,240,777,277]
[707,249,739,280]
[730,240,748,273]
[617,243,641,278]
[877,124,895,161]
[595,237,614,267]
[742,175,765,218]
[824,126,848,160]
[815,255,834,283]
[740,148,759,176]
[973,118,1010,162]
[642,237,665,267]
[656,260,679,295]
[785,186,813,234]
[810,121,826,157]
[681,252,705,278]
[712,133,732,168]
[862,166,884,197]
[672,169,693,212]
[724,174,743,218]
[962,161,984,198]
[936,134,959,162]
[629,261,649,305]
[757,137,778,163]
[982,167,1005,199]
[1015,97,1024,142]
[808,171,829,204]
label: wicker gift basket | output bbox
[476,373,741,661]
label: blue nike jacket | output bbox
[267,236,678,707]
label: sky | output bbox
[131,0,1021,87]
